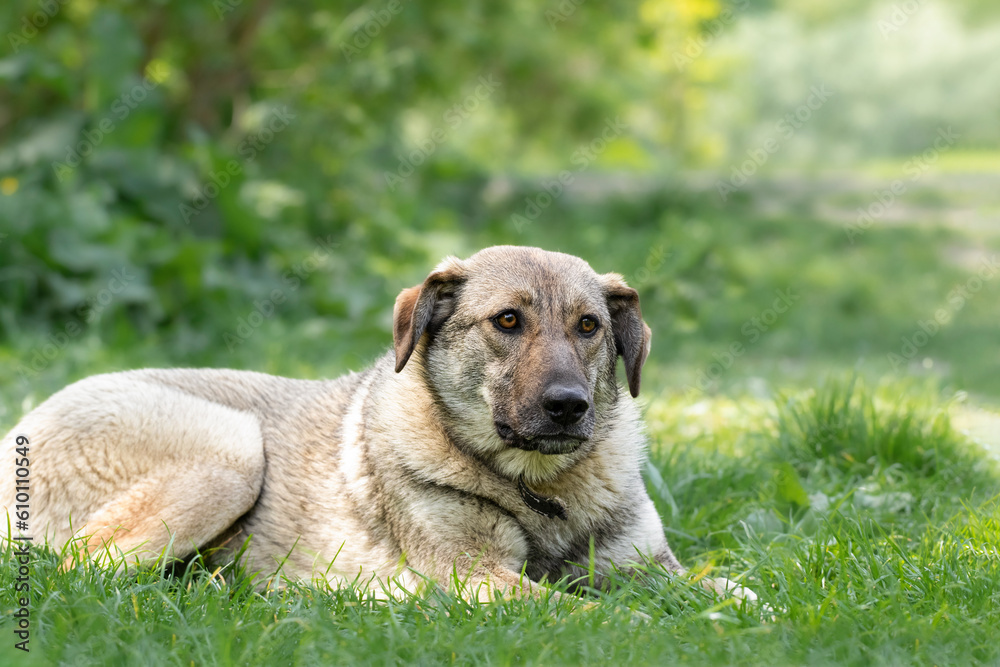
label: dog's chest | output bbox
[516,494,626,578]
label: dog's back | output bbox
[2,369,346,568]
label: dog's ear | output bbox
[601,273,652,397]
[393,257,467,372]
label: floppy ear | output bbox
[393,257,467,372]
[602,273,652,397]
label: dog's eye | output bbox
[579,316,599,334]
[494,311,519,331]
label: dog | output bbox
[2,246,755,605]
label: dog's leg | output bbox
[397,513,560,606]
[700,576,760,604]
[452,562,651,623]
[454,558,555,604]
[1,373,266,570]
[65,465,262,569]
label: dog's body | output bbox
[2,246,745,602]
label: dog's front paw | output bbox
[704,576,780,621]
[707,576,759,603]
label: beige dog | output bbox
[1,246,754,603]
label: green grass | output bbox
[3,379,999,666]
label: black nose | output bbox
[542,385,590,426]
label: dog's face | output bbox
[393,246,651,478]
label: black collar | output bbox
[518,476,568,521]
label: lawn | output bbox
[2,378,998,666]
[2,191,1000,666]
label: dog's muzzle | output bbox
[494,422,586,455]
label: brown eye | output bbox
[580,316,598,334]
[494,311,519,330]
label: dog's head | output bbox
[393,246,651,477]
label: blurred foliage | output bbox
[0,0,681,341]
[699,3,1000,166]
[0,0,998,401]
